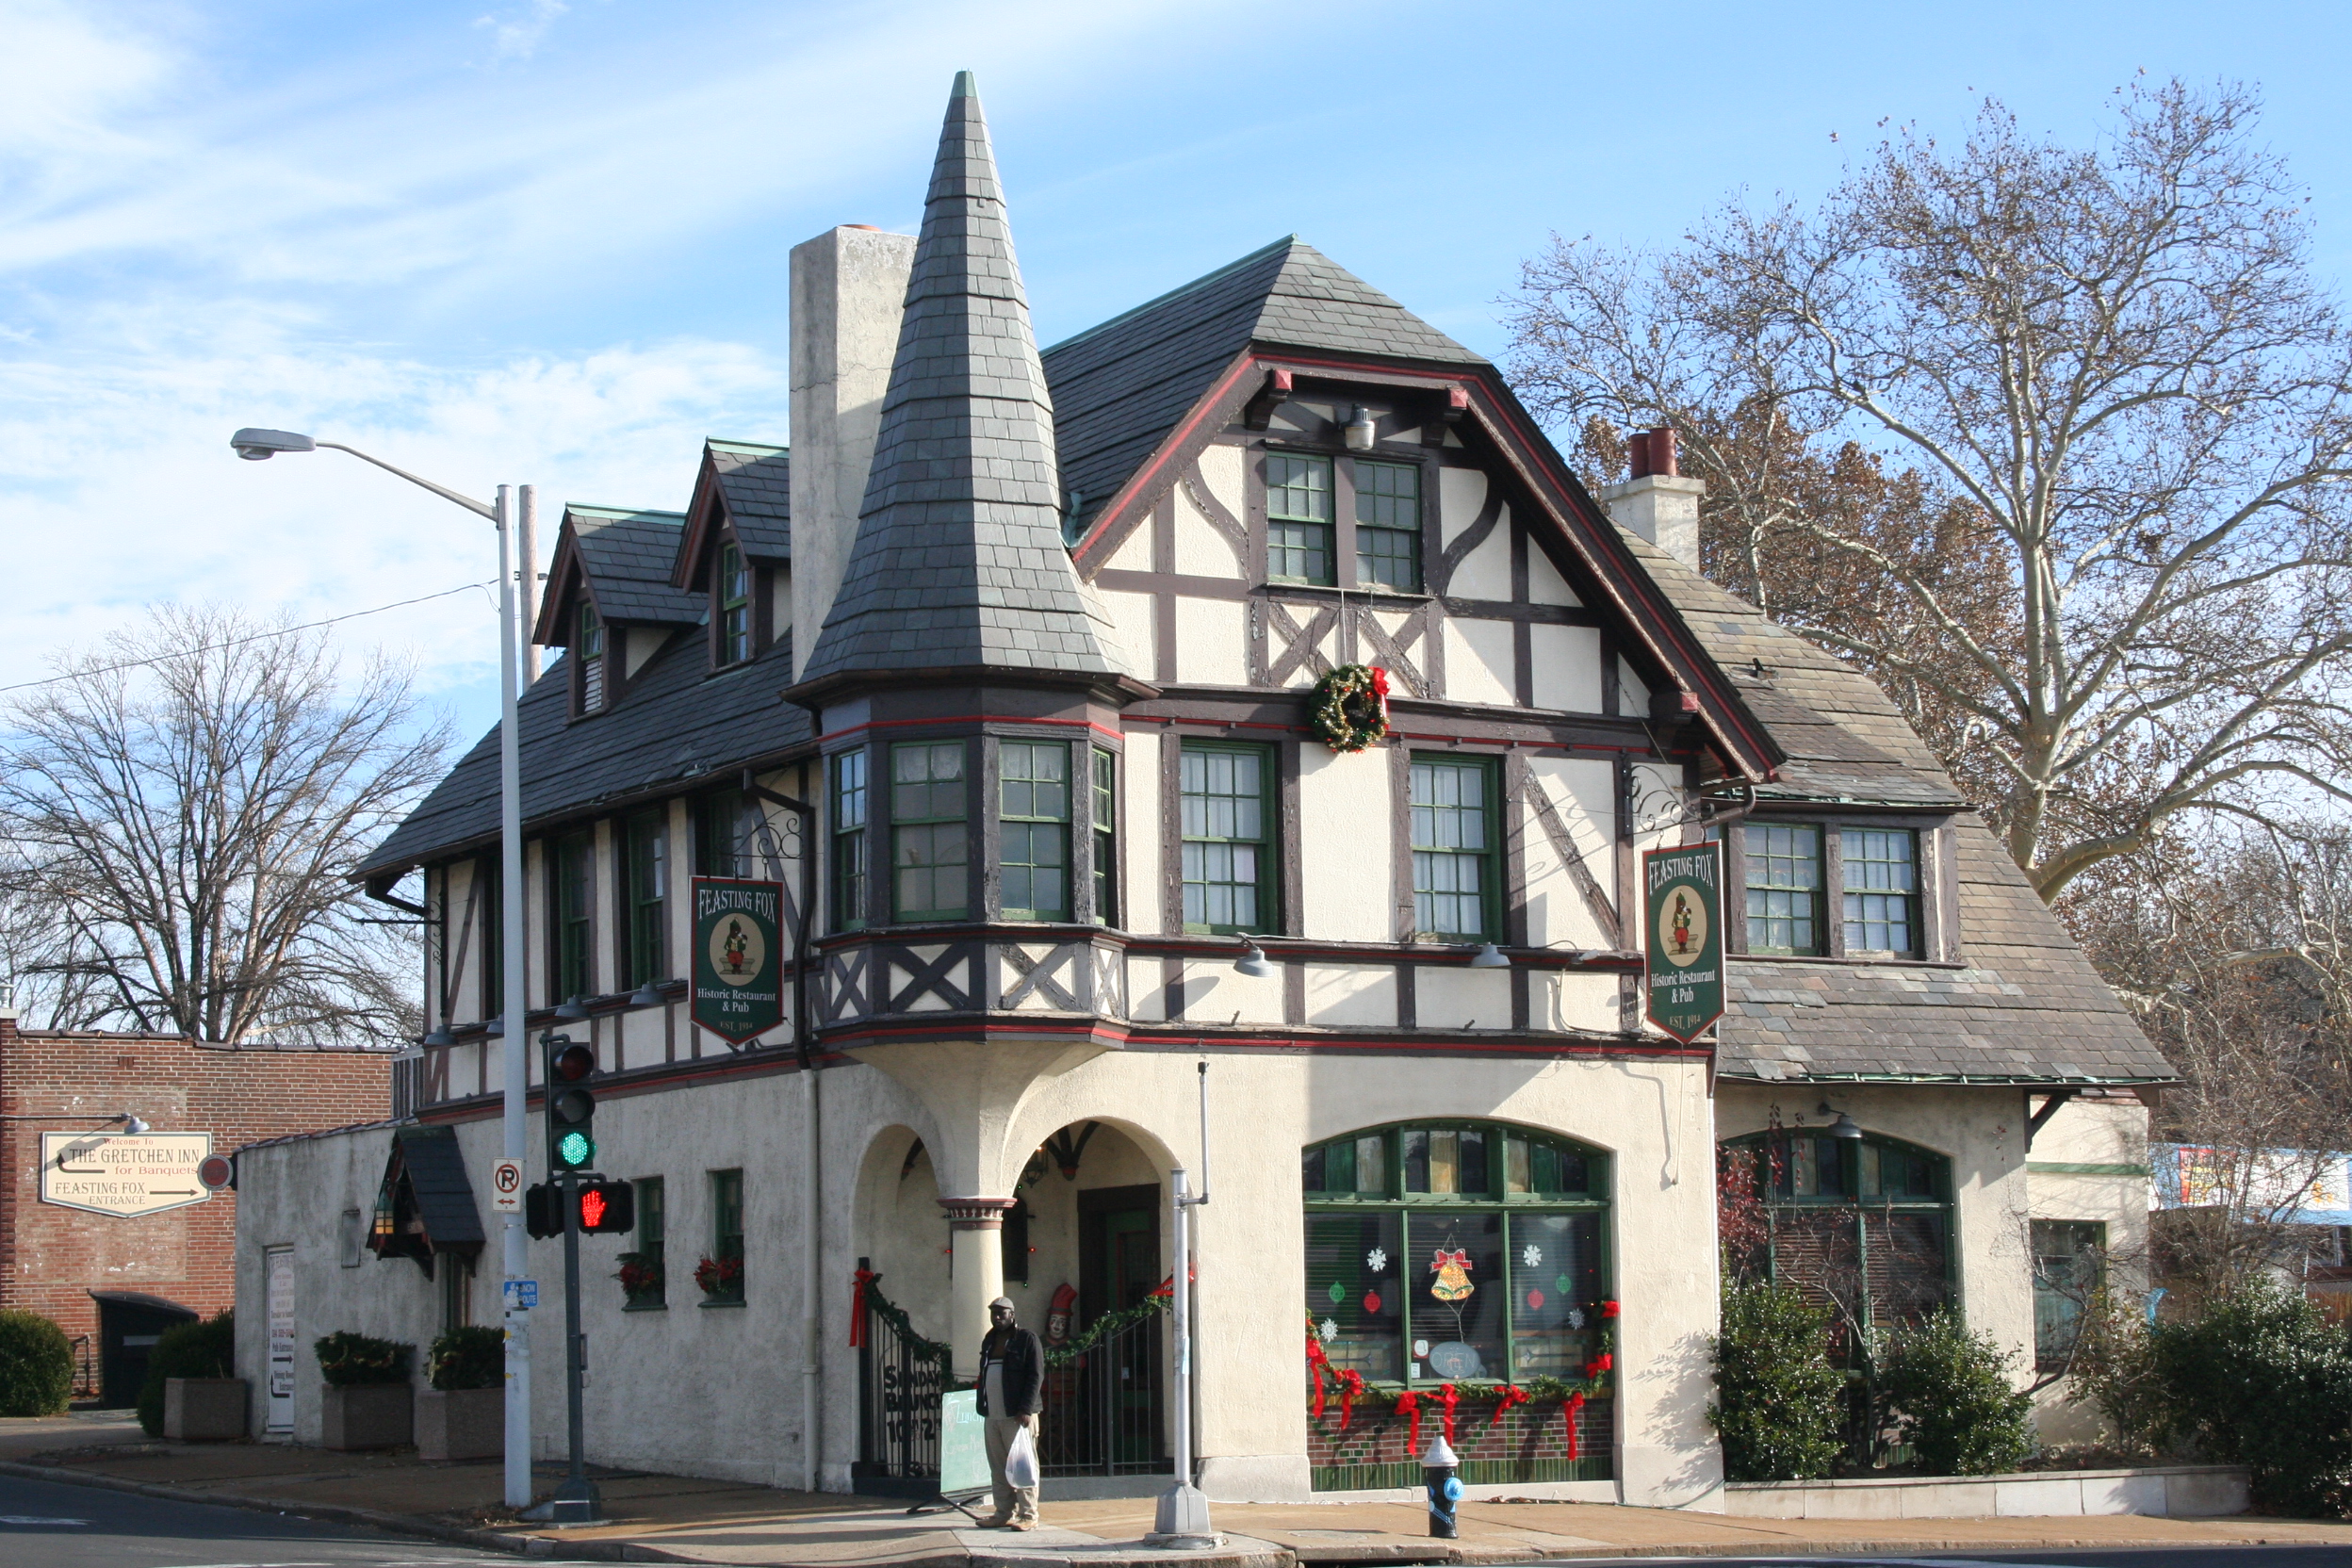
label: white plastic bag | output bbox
[1004,1421,1039,1489]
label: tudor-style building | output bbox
[236,74,2170,1503]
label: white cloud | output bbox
[476,0,572,62]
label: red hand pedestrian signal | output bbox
[580,1187,607,1229]
[566,1179,633,1235]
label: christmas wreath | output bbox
[1310,664,1392,753]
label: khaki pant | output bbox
[984,1413,1039,1524]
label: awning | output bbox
[368,1125,485,1278]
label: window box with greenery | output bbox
[417,1325,502,1462]
[619,1177,666,1309]
[135,1311,237,1438]
[698,1168,744,1305]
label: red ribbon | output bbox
[1584,1351,1613,1380]
[1370,666,1392,697]
[1599,1299,1620,1319]
[1305,1335,1331,1419]
[1563,1392,1585,1461]
[1396,1390,1422,1455]
[848,1267,876,1348]
[1436,1381,1461,1445]
[1491,1384,1529,1427]
[1337,1369,1365,1430]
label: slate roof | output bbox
[359,617,807,877]
[1044,237,1489,539]
[1616,531,2172,1085]
[709,440,791,562]
[797,74,1114,686]
[384,1124,483,1255]
[567,506,704,629]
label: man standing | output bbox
[976,1296,1044,1529]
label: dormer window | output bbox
[718,541,752,666]
[577,602,607,714]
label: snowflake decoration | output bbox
[1318,1317,1338,1343]
[1366,1247,1389,1273]
[1568,1308,1585,1329]
[1521,1244,1544,1268]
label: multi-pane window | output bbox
[624,810,665,988]
[831,750,868,932]
[1410,757,1495,940]
[1355,460,1422,590]
[717,542,752,665]
[1091,747,1117,925]
[999,742,1070,921]
[891,742,969,922]
[694,789,746,878]
[577,602,607,713]
[1266,452,1333,584]
[709,1168,744,1303]
[1180,743,1272,934]
[478,858,502,1020]
[1841,828,1919,956]
[2032,1220,2106,1371]
[553,830,595,1003]
[626,1176,665,1308]
[1743,824,1823,956]
[1303,1121,1609,1396]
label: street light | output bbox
[231,426,537,1513]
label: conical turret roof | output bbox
[797,73,1114,688]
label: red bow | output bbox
[1396,1390,1422,1454]
[1305,1334,1331,1419]
[1370,666,1392,697]
[1429,1249,1470,1272]
[1563,1391,1585,1462]
[848,1267,876,1348]
[1491,1385,1529,1427]
[1436,1382,1461,1445]
[1599,1299,1621,1319]
[1584,1352,1613,1380]
[1337,1369,1365,1430]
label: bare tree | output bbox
[0,606,448,1044]
[1506,79,2352,900]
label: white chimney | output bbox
[789,225,917,679]
[1601,425,1704,572]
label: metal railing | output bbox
[854,1276,950,1484]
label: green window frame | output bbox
[1720,1129,1953,1350]
[1841,827,1919,957]
[552,829,595,1004]
[577,601,607,713]
[891,741,969,923]
[1091,747,1117,926]
[717,542,752,666]
[999,741,1070,922]
[626,1176,666,1309]
[709,1168,744,1304]
[1180,742,1274,934]
[624,809,665,988]
[1743,823,1824,956]
[2031,1219,2105,1371]
[831,749,869,933]
[1409,756,1498,941]
[694,789,745,878]
[1302,1120,1609,1394]
[478,857,501,1021]
[1354,459,1422,590]
[1266,452,1334,584]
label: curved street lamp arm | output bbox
[316,442,497,521]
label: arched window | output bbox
[1719,1127,1953,1346]
[1303,1122,1609,1387]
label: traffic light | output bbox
[526,1182,557,1239]
[544,1035,596,1171]
[576,1180,635,1235]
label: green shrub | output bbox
[0,1311,75,1418]
[1711,1279,1845,1481]
[426,1326,502,1392]
[313,1331,413,1388]
[136,1312,235,1436]
[2065,1291,2173,1456]
[1878,1311,2036,1475]
[2149,1277,2352,1515]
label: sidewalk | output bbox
[9,1414,2352,1565]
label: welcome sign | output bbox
[1642,841,1724,1043]
[691,875,785,1044]
[41,1132,214,1218]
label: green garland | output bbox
[858,1280,1169,1373]
[1309,663,1392,753]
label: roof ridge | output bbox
[1043,235,1299,355]
[707,438,786,454]
[568,505,686,522]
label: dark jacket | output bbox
[976,1324,1044,1417]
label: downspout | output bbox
[746,766,822,1490]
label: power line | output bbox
[0,580,498,695]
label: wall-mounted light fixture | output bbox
[1469,942,1511,970]
[1344,405,1378,450]
[1233,940,1274,979]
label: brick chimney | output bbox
[1601,426,1705,572]
[788,225,918,680]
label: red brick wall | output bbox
[0,1017,391,1345]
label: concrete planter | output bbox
[320,1382,413,1451]
[415,1386,502,1462]
[1724,1463,2250,1519]
[163,1378,247,1441]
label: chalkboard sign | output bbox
[939,1390,990,1500]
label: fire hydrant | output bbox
[1422,1434,1461,1538]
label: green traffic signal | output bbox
[556,1128,594,1168]
[544,1035,598,1171]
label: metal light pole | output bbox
[1151,1061,1217,1547]
[231,428,538,1511]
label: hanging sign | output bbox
[1642,841,1724,1043]
[691,875,785,1044]
[41,1132,214,1218]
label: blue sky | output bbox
[3,0,2347,743]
